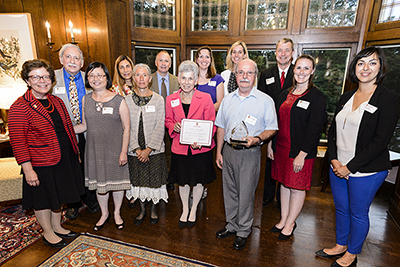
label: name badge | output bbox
[364,104,378,114]
[208,81,216,87]
[102,107,113,114]
[245,114,257,126]
[171,99,180,108]
[266,77,275,85]
[146,105,155,113]
[297,100,310,110]
[54,87,66,94]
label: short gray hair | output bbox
[178,60,198,79]
[132,63,151,77]
[59,44,84,61]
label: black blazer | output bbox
[328,84,400,173]
[274,86,327,159]
[258,64,294,104]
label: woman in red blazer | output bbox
[165,61,216,228]
[8,59,84,248]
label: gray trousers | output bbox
[222,143,261,238]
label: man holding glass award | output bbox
[215,59,278,250]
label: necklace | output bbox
[41,98,54,113]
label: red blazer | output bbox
[165,89,216,155]
[8,89,79,167]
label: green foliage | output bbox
[382,47,400,152]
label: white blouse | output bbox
[335,94,376,177]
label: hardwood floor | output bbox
[3,183,400,267]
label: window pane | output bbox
[303,49,350,139]
[134,46,176,75]
[246,0,289,30]
[190,49,275,79]
[307,0,359,28]
[379,1,400,23]
[380,45,400,152]
[133,0,176,30]
[192,0,229,31]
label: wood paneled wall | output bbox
[0,0,131,74]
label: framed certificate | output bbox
[179,119,214,146]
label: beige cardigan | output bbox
[125,92,165,156]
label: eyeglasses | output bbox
[236,70,256,77]
[29,75,51,82]
[88,74,106,80]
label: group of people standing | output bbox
[8,38,400,267]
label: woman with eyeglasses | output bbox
[270,55,326,241]
[74,61,131,231]
[9,59,85,248]
[221,41,248,96]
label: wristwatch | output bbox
[255,136,262,145]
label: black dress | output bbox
[168,103,216,186]
[22,99,84,210]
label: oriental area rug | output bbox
[38,232,217,267]
[0,204,85,265]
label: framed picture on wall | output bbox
[0,13,37,110]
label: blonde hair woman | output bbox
[220,41,248,96]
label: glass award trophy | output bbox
[230,121,249,145]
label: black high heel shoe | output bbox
[179,220,187,228]
[43,236,67,248]
[331,256,357,267]
[270,225,283,233]
[315,249,346,259]
[115,221,124,230]
[187,219,196,228]
[93,213,110,231]
[278,222,297,241]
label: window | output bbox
[134,0,176,30]
[134,46,176,75]
[378,0,400,23]
[307,0,359,28]
[380,45,400,152]
[192,0,229,31]
[303,48,351,139]
[191,49,275,76]
[246,0,289,30]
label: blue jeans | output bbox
[329,167,388,254]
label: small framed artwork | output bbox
[0,13,37,109]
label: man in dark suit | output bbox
[258,38,295,207]
[52,44,100,219]
[150,51,179,190]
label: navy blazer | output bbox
[328,84,400,173]
[258,64,294,104]
[275,86,327,159]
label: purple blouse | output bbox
[197,74,224,104]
